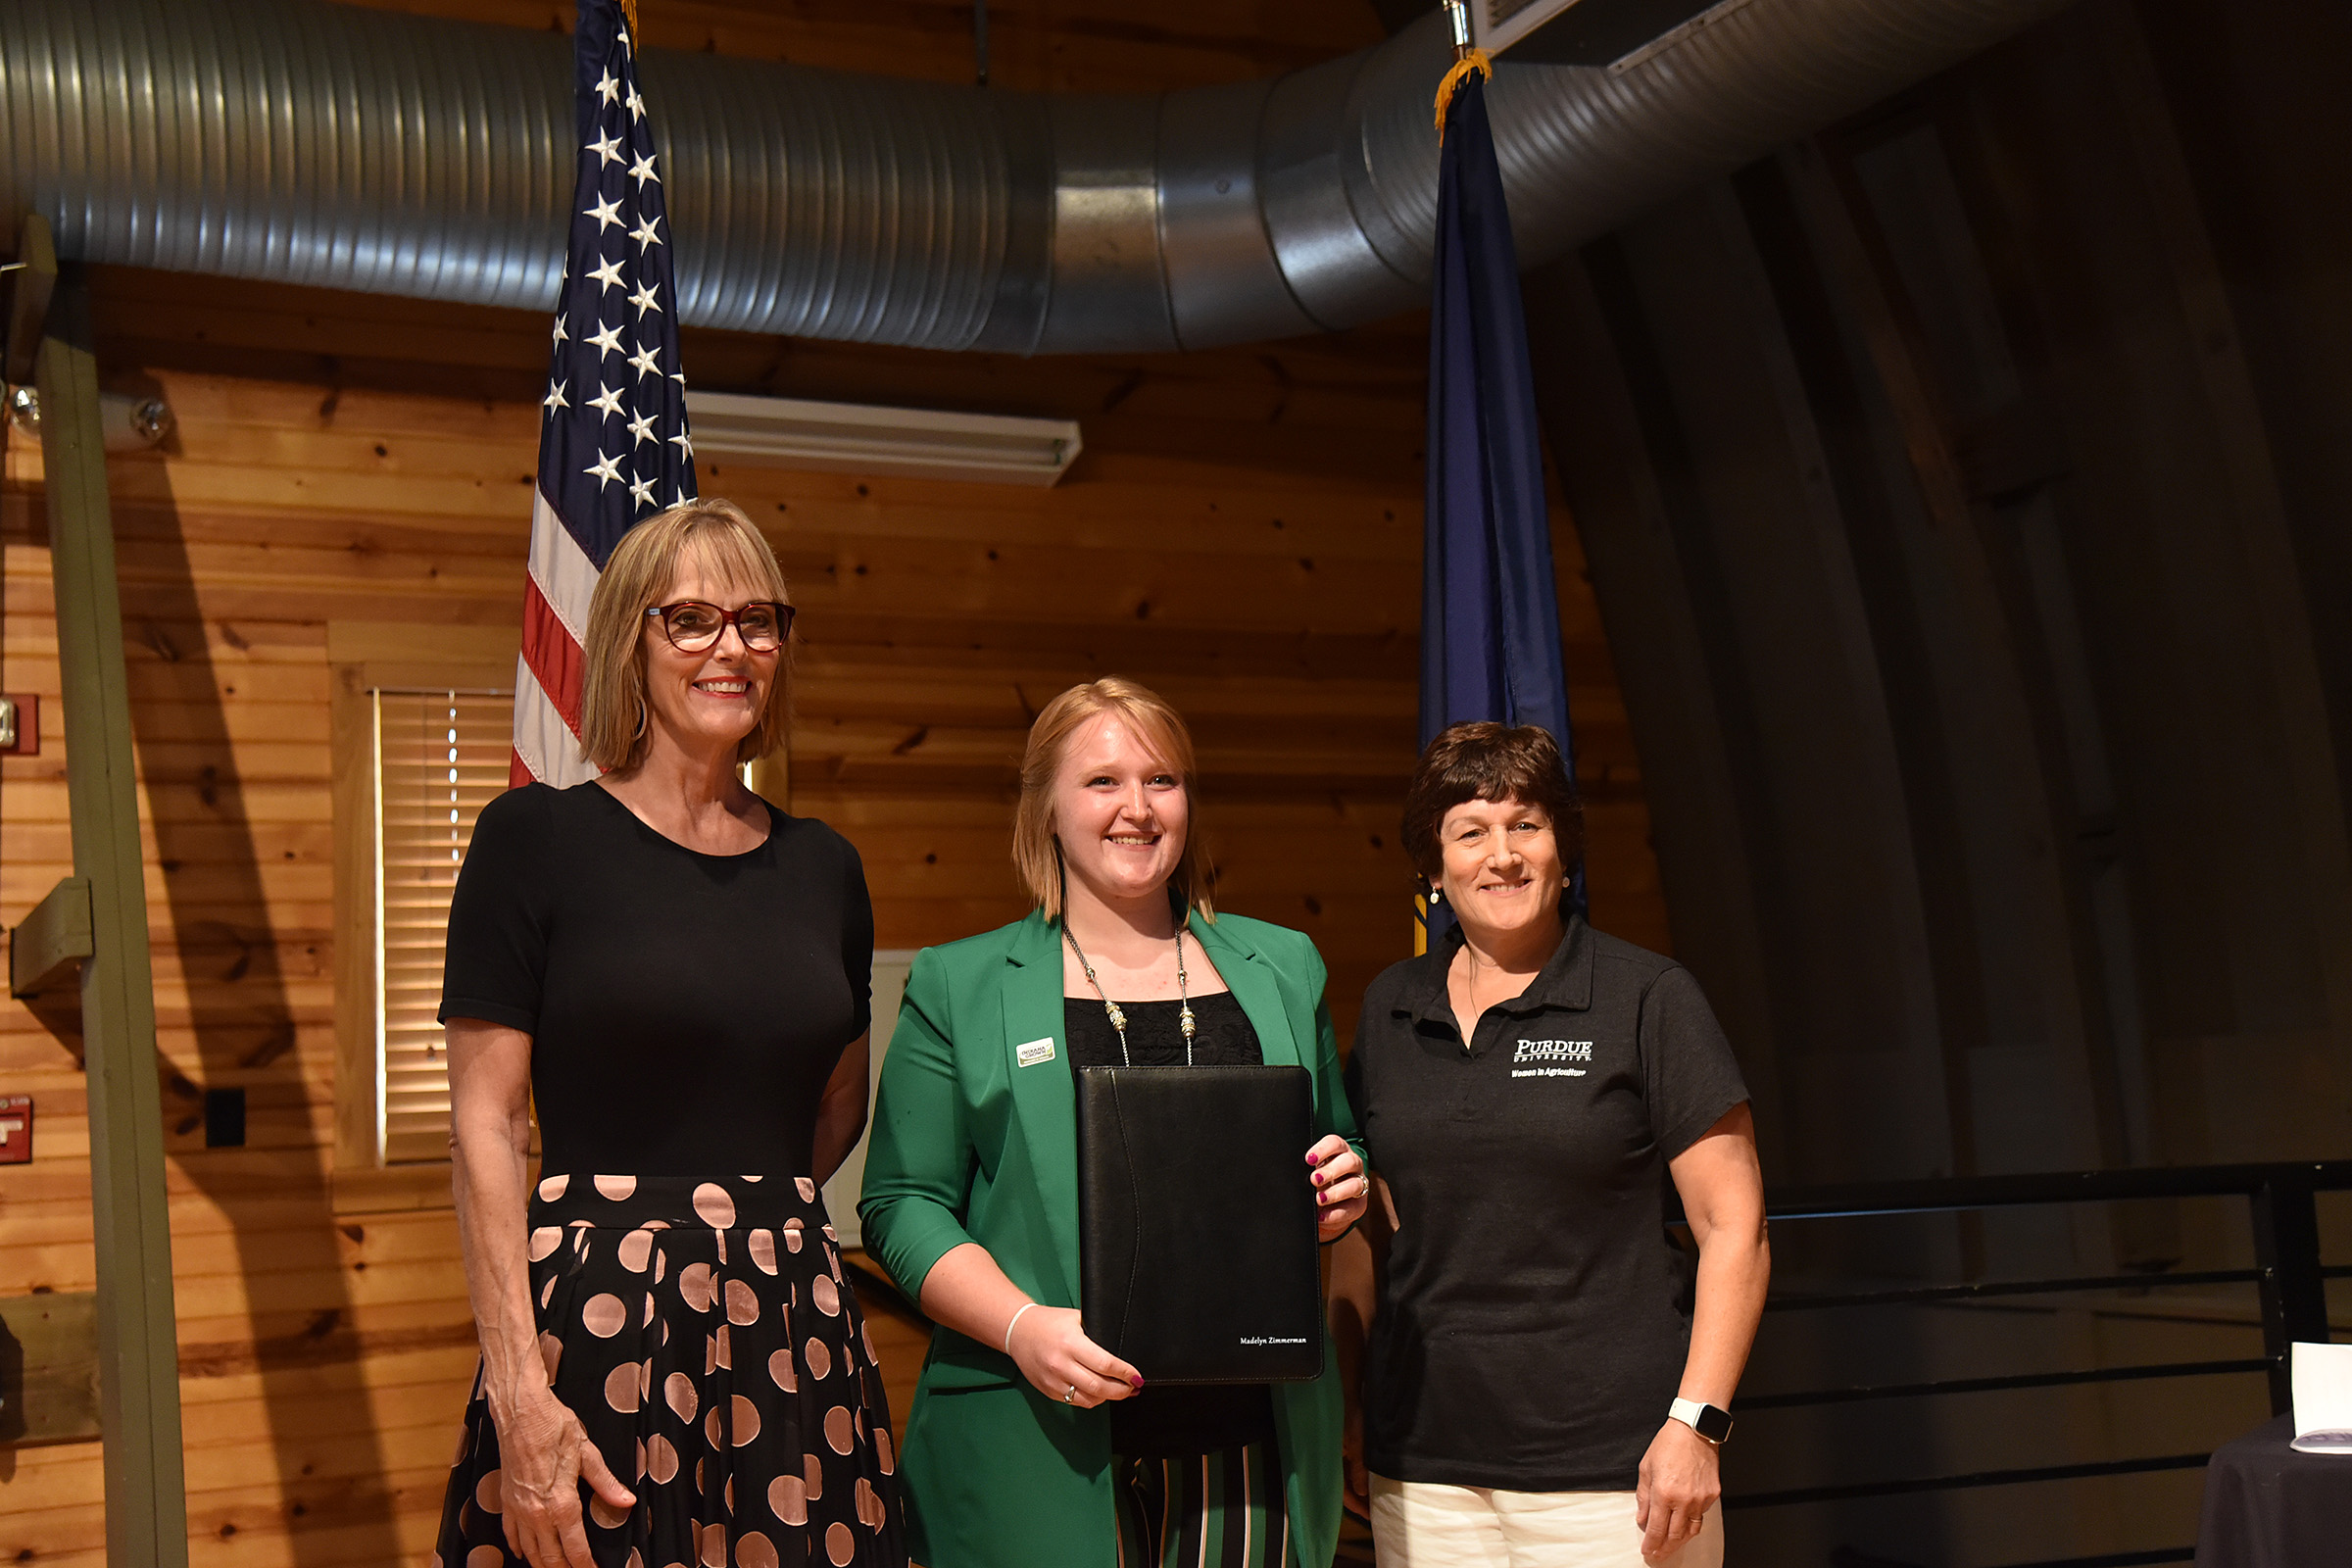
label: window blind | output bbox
[375,689,514,1164]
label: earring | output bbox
[1427,884,1444,906]
[632,699,648,741]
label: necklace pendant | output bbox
[1106,1002,1127,1032]
[1179,1004,1196,1040]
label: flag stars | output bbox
[625,84,647,122]
[586,320,625,359]
[628,215,663,252]
[584,193,623,232]
[584,450,624,490]
[595,69,621,105]
[627,280,663,320]
[627,152,661,187]
[542,377,569,415]
[588,382,626,418]
[587,255,627,292]
[626,410,659,448]
[551,312,569,347]
[628,472,659,510]
[669,429,694,459]
[627,344,663,381]
[588,129,623,168]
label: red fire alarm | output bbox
[0,695,36,756]
[0,1097,28,1164]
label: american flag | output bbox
[513,0,697,787]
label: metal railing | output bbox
[1721,1160,2351,1568]
[847,1161,2348,1567]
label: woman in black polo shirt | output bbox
[1342,722,1768,1567]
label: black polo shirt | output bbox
[1343,916,1748,1492]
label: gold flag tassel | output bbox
[1433,48,1493,144]
[618,0,640,38]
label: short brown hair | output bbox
[1401,722,1585,880]
[578,498,793,773]
[1012,678,1216,923]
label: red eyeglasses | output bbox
[643,600,795,653]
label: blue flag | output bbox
[1421,66,1584,943]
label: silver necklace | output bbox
[1063,924,1195,1067]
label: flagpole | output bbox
[1418,0,1469,962]
[1418,0,1480,961]
[1433,3,1493,140]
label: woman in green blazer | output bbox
[859,678,1368,1568]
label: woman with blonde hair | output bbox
[858,677,1369,1568]
[431,498,906,1568]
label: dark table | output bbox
[2195,1413,2352,1568]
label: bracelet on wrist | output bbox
[1003,1300,1042,1355]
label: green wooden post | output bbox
[30,233,192,1568]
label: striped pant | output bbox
[1112,1444,1293,1568]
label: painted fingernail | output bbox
[1131,1376,1145,1389]
[1306,1152,1321,1165]
[1312,1173,1325,1186]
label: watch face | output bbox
[1695,1404,1734,1444]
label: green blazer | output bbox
[858,907,1362,1568]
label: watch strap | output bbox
[1669,1396,1733,1445]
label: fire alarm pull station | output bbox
[0,1097,29,1164]
[0,694,36,755]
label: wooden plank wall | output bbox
[361,0,1385,91]
[0,2,1663,1564]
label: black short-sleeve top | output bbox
[438,782,874,1178]
[1343,916,1749,1493]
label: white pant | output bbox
[1368,1474,1725,1568]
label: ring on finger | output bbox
[1063,1384,1077,1403]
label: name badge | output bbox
[1015,1037,1057,1067]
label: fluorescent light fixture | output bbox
[683,390,1082,487]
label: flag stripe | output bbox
[513,657,594,790]
[526,486,601,647]
[520,574,587,733]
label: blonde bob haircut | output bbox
[577,497,793,774]
[1013,677,1216,924]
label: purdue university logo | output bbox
[1511,1039,1593,1078]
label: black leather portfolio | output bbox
[1075,1064,1323,1384]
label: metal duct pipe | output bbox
[0,0,2076,354]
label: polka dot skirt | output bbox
[431,1173,906,1568]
